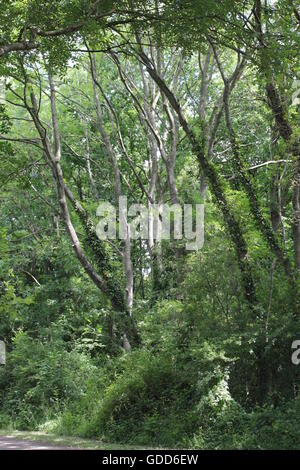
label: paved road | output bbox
[0,436,76,450]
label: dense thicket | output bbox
[0,0,299,449]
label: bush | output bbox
[0,331,98,429]
[58,350,197,446]
[57,342,238,447]
[2,329,300,449]
[186,398,300,450]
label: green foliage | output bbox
[0,331,97,429]
[189,399,300,450]
[0,0,299,450]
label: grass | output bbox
[0,429,156,450]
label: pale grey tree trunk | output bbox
[83,118,99,201]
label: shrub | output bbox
[0,331,97,429]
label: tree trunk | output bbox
[139,51,257,306]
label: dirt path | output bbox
[0,435,76,450]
